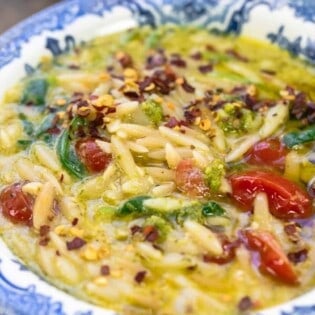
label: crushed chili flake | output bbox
[89,94,99,101]
[226,49,249,62]
[170,54,187,68]
[190,51,202,60]
[66,237,86,250]
[288,249,308,264]
[184,107,201,124]
[206,44,216,52]
[117,52,133,68]
[56,250,61,256]
[151,68,177,95]
[238,296,253,312]
[68,64,80,70]
[134,270,147,283]
[143,225,159,243]
[139,77,153,92]
[39,237,50,246]
[260,69,276,75]
[164,117,187,128]
[181,78,195,93]
[72,218,79,226]
[39,225,50,237]
[198,64,213,74]
[203,237,240,265]
[100,265,111,276]
[130,225,142,235]
[146,51,167,69]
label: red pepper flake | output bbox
[139,77,153,92]
[238,296,253,312]
[184,107,201,124]
[66,237,86,250]
[117,53,133,68]
[203,237,240,265]
[198,64,213,74]
[134,270,147,283]
[89,94,99,101]
[130,225,142,235]
[56,250,61,256]
[143,225,159,243]
[100,265,110,276]
[170,54,187,68]
[146,51,167,69]
[206,44,216,52]
[39,225,50,237]
[190,51,202,60]
[39,237,50,246]
[226,49,249,62]
[181,78,195,93]
[260,69,276,75]
[288,249,308,264]
[72,218,79,226]
[68,64,80,70]
[151,68,177,95]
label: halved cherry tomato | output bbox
[75,138,112,173]
[229,170,312,219]
[242,229,298,285]
[0,183,34,225]
[175,159,209,197]
[245,138,287,169]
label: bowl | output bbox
[0,1,315,314]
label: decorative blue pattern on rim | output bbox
[0,0,314,314]
[1,0,315,68]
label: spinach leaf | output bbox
[118,196,150,216]
[34,113,56,137]
[56,129,86,179]
[20,78,48,105]
[17,139,33,150]
[20,118,34,136]
[283,127,315,148]
[202,201,225,217]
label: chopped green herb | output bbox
[204,159,225,192]
[140,99,163,125]
[283,126,315,148]
[56,130,86,179]
[118,196,150,216]
[202,201,225,217]
[34,113,56,138]
[20,78,48,105]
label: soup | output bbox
[1,26,315,315]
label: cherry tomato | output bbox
[242,229,298,285]
[76,138,112,173]
[0,183,34,225]
[229,170,312,219]
[245,138,287,169]
[175,159,209,197]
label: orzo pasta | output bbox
[1,26,315,315]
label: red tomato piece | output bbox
[175,159,209,197]
[229,170,312,219]
[0,183,34,225]
[242,229,298,285]
[245,138,287,169]
[76,138,112,173]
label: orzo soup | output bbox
[1,26,315,315]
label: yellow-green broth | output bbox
[1,26,315,315]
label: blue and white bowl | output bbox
[0,1,315,314]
